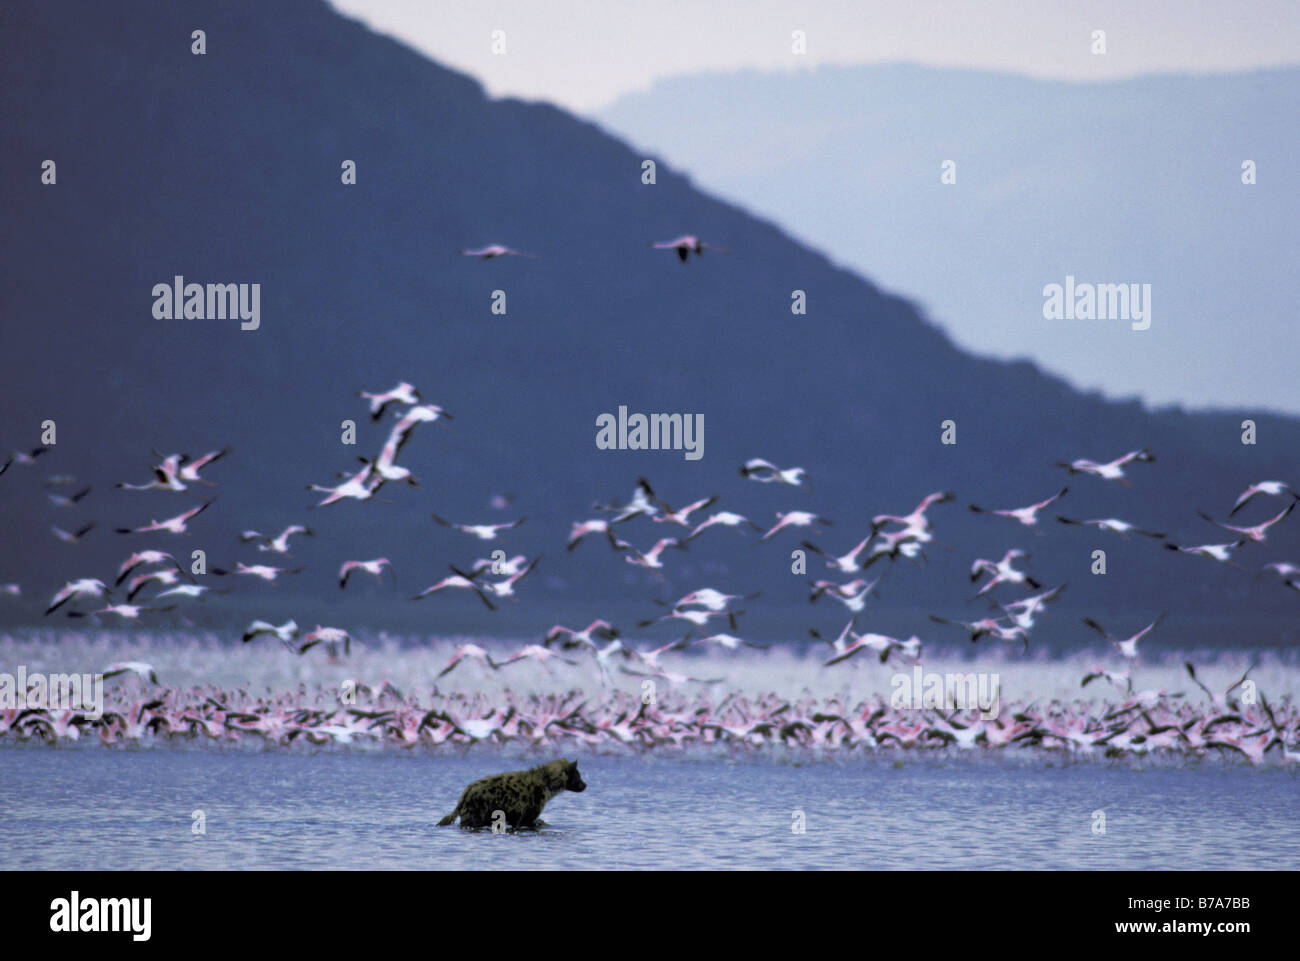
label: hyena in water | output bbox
[437,759,587,829]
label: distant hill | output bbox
[1,0,1297,651]
[597,64,1300,415]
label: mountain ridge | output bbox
[596,61,1300,414]
[1,0,1296,650]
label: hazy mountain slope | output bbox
[597,64,1300,414]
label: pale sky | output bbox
[328,0,1300,113]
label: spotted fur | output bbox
[437,759,587,829]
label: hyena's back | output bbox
[438,760,586,830]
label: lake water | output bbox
[1,748,1295,870]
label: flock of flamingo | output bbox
[4,349,1300,762]
[2,681,1297,763]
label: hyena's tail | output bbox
[438,784,471,826]
[437,791,464,826]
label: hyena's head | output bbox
[546,759,586,792]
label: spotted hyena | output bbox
[437,759,587,830]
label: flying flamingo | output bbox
[739,458,807,487]
[997,583,1067,630]
[1184,659,1257,712]
[454,556,540,602]
[686,511,762,542]
[594,478,661,523]
[494,644,579,673]
[155,583,224,601]
[115,499,215,534]
[359,382,419,420]
[365,404,449,488]
[117,454,189,493]
[620,664,724,686]
[0,447,48,475]
[812,618,904,666]
[50,523,94,544]
[242,619,300,646]
[116,550,180,584]
[969,487,1068,527]
[296,627,352,658]
[365,431,419,487]
[390,402,452,430]
[871,491,956,532]
[826,631,909,671]
[929,614,1028,648]
[47,486,91,508]
[45,579,110,615]
[436,644,504,677]
[411,574,496,610]
[103,662,161,684]
[802,535,875,574]
[567,518,610,550]
[543,620,619,649]
[125,567,192,600]
[212,562,304,583]
[308,465,385,507]
[585,639,633,686]
[465,554,529,578]
[1082,613,1166,659]
[1229,480,1295,516]
[671,588,759,611]
[689,633,769,652]
[1081,666,1133,695]
[1163,539,1246,567]
[1056,447,1154,483]
[809,577,880,614]
[176,448,230,485]
[432,515,526,540]
[969,549,1040,597]
[862,528,929,568]
[1197,501,1295,543]
[639,605,739,634]
[614,639,684,673]
[759,511,832,542]
[240,525,313,555]
[608,534,685,570]
[650,235,731,262]
[72,603,173,621]
[339,558,394,589]
[459,244,539,260]
[653,495,719,529]
[1056,515,1164,539]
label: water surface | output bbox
[1,749,1294,870]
